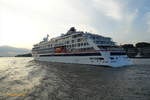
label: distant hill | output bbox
[15,53,32,57]
[0,46,31,57]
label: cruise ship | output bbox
[32,27,133,67]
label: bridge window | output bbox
[77,39,81,42]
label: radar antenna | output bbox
[47,34,49,39]
[43,34,49,42]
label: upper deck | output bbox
[32,27,121,55]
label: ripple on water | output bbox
[0,58,150,100]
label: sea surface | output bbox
[0,57,150,100]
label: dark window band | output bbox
[110,52,126,55]
[40,53,101,57]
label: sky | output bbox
[0,0,150,49]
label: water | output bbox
[0,57,150,100]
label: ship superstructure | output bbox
[32,27,133,67]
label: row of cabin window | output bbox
[55,39,82,46]
[32,48,55,53]
[36,39,82,49]
[66,42,89,48]
[58,38,84,44]
[33,41,89,51]
[34,47,94,54]
[73,47,94,52]
[37,50,54,54]
[72,34,83,38]
[33,42,89,51]
[36,38,84,49]
[44,42,89,48]
[58,38,83,44]
[32,47,46,51]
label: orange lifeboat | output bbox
[55,47,62,53]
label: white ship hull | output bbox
[34,55,133,67]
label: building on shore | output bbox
[121,42,150,58]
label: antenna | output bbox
[43,34,49,42]
[47,34,49,38]
[46,34,49,40]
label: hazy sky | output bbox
[0,0,150,49]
